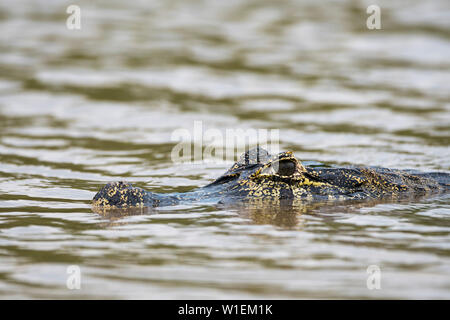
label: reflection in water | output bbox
[93,194,448,230]
[237,201,306,228]
[0,0,449,299]
[226,194,450,228]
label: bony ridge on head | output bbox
[252,151,306,179]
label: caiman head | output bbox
[92,147,323,210]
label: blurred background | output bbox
[0,0,449,299]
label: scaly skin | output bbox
[92,147,450,209]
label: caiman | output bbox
[92,147,450,209]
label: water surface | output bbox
[0,0,449,299]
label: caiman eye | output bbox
[277,160,296,176]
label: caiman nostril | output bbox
[277,160,296,176]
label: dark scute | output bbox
[239,147,271,165]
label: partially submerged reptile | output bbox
[92,147,450,209]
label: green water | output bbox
[0,0,449,299]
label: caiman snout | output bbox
[92,181,153,208]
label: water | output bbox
[0,0,449,299]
